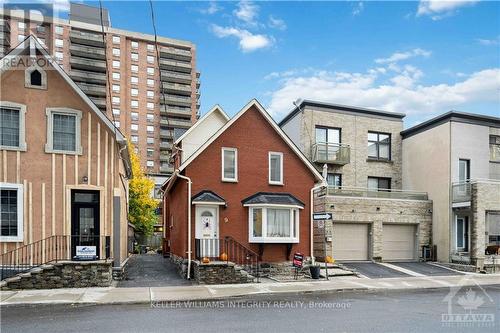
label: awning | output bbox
[241,192,305,209]
[192,190,226,205]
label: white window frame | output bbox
[147,125,154,133]
[0,182,24,242]
[45,108,83,155]
[147,67,154,75]
[131,76,138,85]
[55,51,64,60]
[147,55,154,64]
[147,90,154,99]
[147,44,155,52]
[131,124,139,131]
[131,100,139,109]
[147,79,155,87]
[221,147,238,182]
[131,53,139,61]
[55,26,64,35]
[112,72,120,81]
[112,48,120,57]
[131,64,138,73]
[112,35,121,44]
[147,102,155,110]
[247,206,300,243]
[0,101,27,151]
[112,96,120,105]
[112,60,120,68]
[147,160,154,167]
[131,88,139,96]
[112,84,120,92]
[55,38,63,48]
[131,41,139,49]
[268,152,284,185]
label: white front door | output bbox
[195,206,219,257]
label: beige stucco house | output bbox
[402,111,500,269]
[280,100,432,262]
[0,36,131,279]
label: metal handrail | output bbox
[311,142,350,165]
[0,235,110,281]
[325,186,429,200]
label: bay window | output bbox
[249,207,299,243]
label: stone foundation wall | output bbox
[192,261,253,284]
[260,262,297,276]
[170,253,189,278]
[2,260,112,290]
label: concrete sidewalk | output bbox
[1,274,499,306]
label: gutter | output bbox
[176,172,193,280]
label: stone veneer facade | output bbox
[314,193,433,261]
[282,103,404,189]
[470,181,500,268]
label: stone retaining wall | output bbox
[192,261,254,284]
[1,260,112,290]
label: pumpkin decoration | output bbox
[220,252,228,261]
[202,257,210,264]
[325,256,335,264]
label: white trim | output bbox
[0,36,127,144]
[24,63,47,90]
[248,206,299,244]
[243,203,304,209]
[0,101,27,151]
[268,151,284,185]
[195,205,219,239]
[0,182,24,242]
[455,216,470,252]
[192,201,226,206]
[45,108,83,155]
[174,105,230,145]
[177,99,323,181]
[221,147,238,182]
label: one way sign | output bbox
[313,212,332,220]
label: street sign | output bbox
[313,212,332,220]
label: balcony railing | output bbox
[326,186,428,200]
[160,46,192,61]
[452,181,472,203]
[161,118,192,128]
[490,144,500,162]
[69,43,106,60]
[311,142,350,165]
[160,142,173,150]
[162,82,192,95]
[159,58,191,73]
[160,165,174,173]
[70,56,107,73]
[69,29,105,47]
[0,19,10,32]
[161,70,192,84]
[160,105,192,117]
[76,82,107,97]
[70,70,107,85]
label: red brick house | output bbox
[162,100,323,278]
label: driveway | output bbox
[117,254,192,287]
[340,262,410,278]
[389,262,463,276]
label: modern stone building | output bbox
[402,112,500,269]
[0,4,200,189]
[280,100,433,262]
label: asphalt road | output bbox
[2,285,499,333]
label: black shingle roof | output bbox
[192,190,226,203]
[241,192,304,208]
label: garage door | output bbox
[332,223,369,260]
[383,224,416,261]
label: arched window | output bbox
[30,69,42,86]
[25,65,47,89]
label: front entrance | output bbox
[71,190,100,260]
[195,205,219,258]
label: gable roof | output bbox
[241,192,305,208]
[401,111,500,139]
[176,99,323,181]
[0,35,127,144]
[279,99,405,127]
[192,190,226,204]
[174,105,229,145]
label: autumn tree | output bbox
[128,141,159,235]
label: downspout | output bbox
[177,173,193,279]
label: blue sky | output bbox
[13,0,500,127]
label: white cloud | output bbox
[476,37,500,46]
[375,48,431,64]
[268,15,287,30]
[234,1,259,24]
[266,66,500,120]
[352,2,364,16]
[417,0,479,20]
[211,25,273,52]
[199,1,221,15]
